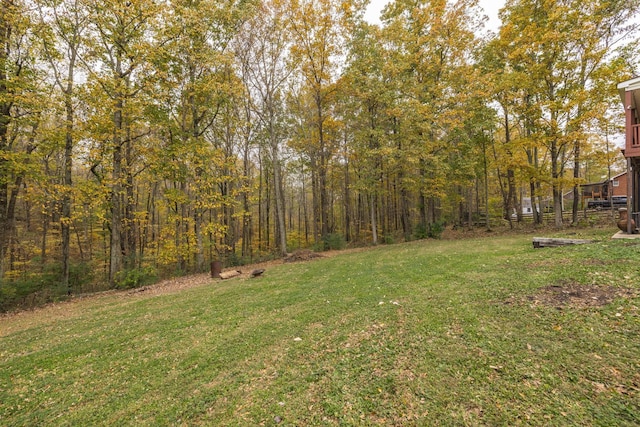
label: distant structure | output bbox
[579,172,627,206]
[617,77,640,232]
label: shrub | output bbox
[414,223,428,240]
[225,252,245,267]
[0,281,18,312]
[114,266,158,290]
[0,261,95,312]
[323,233,346,250]
[428,221,445,239]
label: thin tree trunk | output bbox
[41,208,49,266]
[242,144,252,259]
[370,193,378,245]
[61,95,73,292]
[109,94,124,285]
[124,124,136,269]
[551,137,564,228]
[344,154,351,242]
[271,142,287,257]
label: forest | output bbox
[1,0,639,310]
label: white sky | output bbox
[364,0,505,32]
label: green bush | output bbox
[428,221,445,239]
[225,252,245,267]
[114,266,158,290]
[0,261,95,312]
[322,233,346,250]
[414,223,428,240]
[0,281,18,312]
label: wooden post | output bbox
[625,90,634,151]
[627,158,633,234]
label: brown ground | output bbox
[507,280,639,309]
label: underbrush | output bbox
[0,261,94,312]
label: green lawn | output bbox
[2,228,639,425]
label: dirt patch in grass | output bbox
[126,273,214,296]
[508,281,639,309]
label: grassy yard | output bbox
[2,228,639,426]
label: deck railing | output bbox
[633,123,640,148]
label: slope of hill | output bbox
[2,228,639,425]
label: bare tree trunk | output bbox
[41,208,49,266]
[124,125,136,269]
[109,96,124,285]
[571,133,581,226]
[241,139,252,259]
[344,154,351,242]
[264,168,271,250]
[258,148,263,251]
[271,143,287,257]
[316,96,330,245]
[194,208,204,271]
[310,155,320,246]
[302,166,309,245]
[61,97,73,292]
[0,6,16,277]
[551,137,564,228]
[370,193,378,245]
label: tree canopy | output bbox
[1,0,638,310]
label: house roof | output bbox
[582,171,627,186]
[618,77,640,110]
[610,171,627,181]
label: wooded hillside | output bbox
[1,0,639,309]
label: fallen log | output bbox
[219,270,242,279]
[532,237,593,248]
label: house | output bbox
[616,77,640,232]
[581,171,628,201]
[513,197,543,217]
[559,172,627,210]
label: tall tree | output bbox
[0,0,42,277]
[340,22,392,244]
[83,0,161,283]
[479,35,528,225]
[498,0,640,227]
[288,0,343,247]
[37,0,88,292]
[382,0,483,231]
[236,0,294,257]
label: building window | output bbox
[613,180,620,187]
